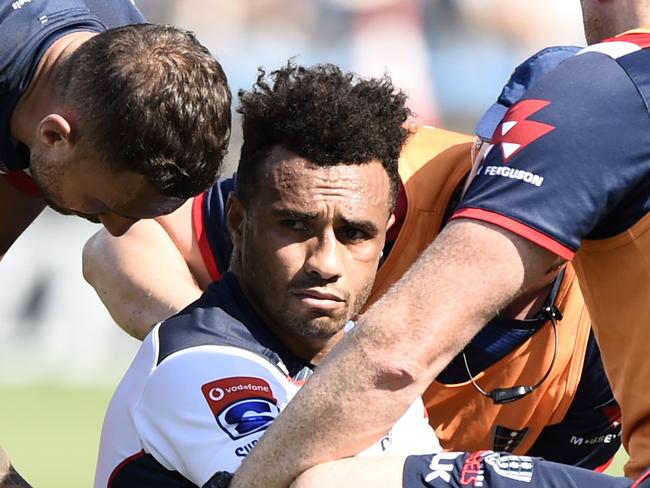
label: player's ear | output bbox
[226,193,245,250]
[36,114,74,149]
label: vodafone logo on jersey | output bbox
[201,376,280,440]
[492,99,555,164]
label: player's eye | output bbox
[338,227,369,242]
[281,220,309,231]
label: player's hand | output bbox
[202,471,233,488]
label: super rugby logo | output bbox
[492,99,555,163]
[201,376,280,440]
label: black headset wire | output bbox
[461,267,565,404]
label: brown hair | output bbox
[55,23,231,198]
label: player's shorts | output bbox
[403,451,633,487]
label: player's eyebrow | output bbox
[271,208,319,220]
[338,217,379,236]
[271,208,380,236]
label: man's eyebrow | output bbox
[271,208,380,235]
[338,217,379,236]
[270,208,319,220]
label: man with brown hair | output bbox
[0,1,231,485]
[0,0,231,259]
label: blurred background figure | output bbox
[0,1,586,486]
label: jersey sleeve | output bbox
[193,176,236,281]
[132,344,295,486]
[358,398,440,456]
[456,50,650,259]
[0,0,144,93]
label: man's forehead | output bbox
[263,155,388,192]
[259,158,391,213]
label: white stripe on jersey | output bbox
[579,41,641,59]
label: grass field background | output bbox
[0,384,630,487]
[0,385,114,487]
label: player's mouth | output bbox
[291,289,345,312]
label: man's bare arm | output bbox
[0,447,32,488]
[0,177,45,261]
[231,219,562,487]
[82,199,209,339]
[290,456,405,488]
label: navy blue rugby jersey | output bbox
[0,0,145,174]
[456,33,650,259]
[193,175,236,280]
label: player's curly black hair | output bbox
[236,61,412,209]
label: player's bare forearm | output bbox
[0,448,32,488]
[82,215,203,339]
[290,456,405,488]
[231,220,561,488]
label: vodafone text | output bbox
[209,383,272,401]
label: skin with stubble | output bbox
[29,148,184,232]
[229,146,394,362]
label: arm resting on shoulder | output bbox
[231,219,563,488]
[290,457,405,488]
[82,199,208,340]
[0,177,45,261]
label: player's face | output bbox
[29,148,184,236]
[231,147,393,357]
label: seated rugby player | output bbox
[94,62,438,487]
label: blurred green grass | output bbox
[609,446,629,478]
[0,385,114,487]
[0,385,631,487]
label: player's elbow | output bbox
[290,468,326,488]
[81,230,109,288]
[372,355,422,391]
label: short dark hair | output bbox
[236,61,412,208]
[54,23,231,198]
